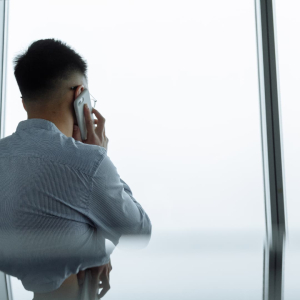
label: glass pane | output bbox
[275,1,300,298]
[4,0,264,299]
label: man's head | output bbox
[13,38,89,137]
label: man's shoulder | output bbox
[44,136,108,177]
[0,132,107,177]
[68,138,107,176]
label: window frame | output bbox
[0,0,12,299]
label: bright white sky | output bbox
[4,0,266,233]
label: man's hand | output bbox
[72,118,98,143]
[77,259,113,299]
[72,105,109,151]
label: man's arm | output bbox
[88,154,152,246]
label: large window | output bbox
[5,1,264,299]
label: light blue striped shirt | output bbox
[0,118,152,293]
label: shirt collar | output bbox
[16,118,62,135]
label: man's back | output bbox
[0,118,151,293]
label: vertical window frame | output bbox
[0,0,11,299]
[255,0,287,299]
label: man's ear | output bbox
[74,85,85,99]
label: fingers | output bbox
[97,274,110,299]
[72,119,97,142]
[93,108,108,146]
[103,126,106,142]
[97,263,112,299]
[84,104,94,139]
[91,107,105,125]
[93,110,105,134]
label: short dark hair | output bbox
[13,38,88,103]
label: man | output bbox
[0,39,152,299]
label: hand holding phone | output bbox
[82,105,109,150]
[74,89,94,141]
[73,89,108,150]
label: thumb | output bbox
[77,270,86,285]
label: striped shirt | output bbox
[0,118,152,293]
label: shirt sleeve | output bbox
[87,153,152,246]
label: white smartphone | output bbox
[74,89,94,141]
